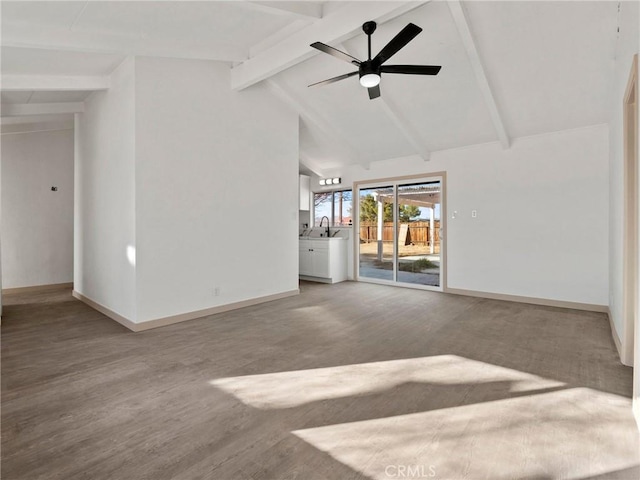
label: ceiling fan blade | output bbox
[381,65,441,75]
[308,71,359,88]
[310,42,361,65]
[368,85,381,100]
[372,23,422,65]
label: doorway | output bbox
[355,173,445,291]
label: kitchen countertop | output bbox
[299,236,346,240]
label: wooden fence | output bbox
[359,221,441,246]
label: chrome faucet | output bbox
[319,216,330,237]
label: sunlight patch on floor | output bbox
[209,355,564,409]
[292,388,639,480]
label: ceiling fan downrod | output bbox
[362,21,377,61]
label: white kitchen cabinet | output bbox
[299,175,310,211]
[298,242,315,276]
[299,238,347,283]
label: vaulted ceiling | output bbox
[0,1,620,176]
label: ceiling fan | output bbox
[309,21,441,100]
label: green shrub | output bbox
[372,257,437,272]
[398,258,437,272]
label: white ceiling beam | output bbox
[299,151,327,178]
[1,102,84,117]
[249,19,310,58]
[266,78,365,168]
[448,0,510,149]
[1,75,109,91]
[1,122,74,136]
[231,1,428,90]
[1,113,74,125]
[246,2,323,19]
[2,23,246,63]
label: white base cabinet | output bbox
[299,238,347,283]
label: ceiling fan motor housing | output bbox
[359,60,380,79]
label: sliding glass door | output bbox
[356,175,444,291]
[358,185,395,281]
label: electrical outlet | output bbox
[213,287,220,296]
[471,210,477,218]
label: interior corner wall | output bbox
[1,129,74,289]
[74,57,137,321]
[134,56,299,322]
[340,124,610,306]
[608,0,639,353]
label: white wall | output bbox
[0,142,3,319]
[1,129,74,289]
[338,124,610,306]
[134,56,299,322]
[75,57,137,320]
[1,147,2,314]
[299,209,311,229]
[608,1,639,362]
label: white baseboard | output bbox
[299,275,333,284]
[72,291,138,331]
[73,289,300,332]
[132,289,300,331]
[445,287,609,313]
[3,282,73,295]
[606,306,631,366]
[607,309,633,367]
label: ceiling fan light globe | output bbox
[359,73,381,88]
